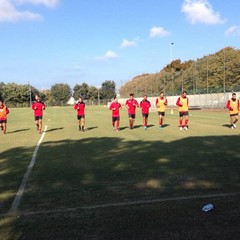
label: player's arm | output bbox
[176,97,182,107]
[135,100,139,107]
[109,103,115,111]
[32,102,37,110]
[164,98,168,106]
[109,103,113,110]
[6,107,9,114]
[42,103,46,110]
[148,101,151,108]
[226,100,232,110]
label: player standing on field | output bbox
[109,96,122,131]
[155,92,168,129]
[140,95,151,130]
[74,97,86,132]
[125,93,139,129]
[32,94,46,134]
[176,91,189,130]
[0,99,10,134]
[226,92,240,129]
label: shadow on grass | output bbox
[85,126,98,131]
[46,127,64,132]
[222,124,232,129]
[7,128,30,134]
[1,135,240,239]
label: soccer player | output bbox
[0,99,10,134]
[125,93,139,129]
[155,92,168,128]
[176,91,189,130]
[74,96,86,132]
[109,96,122,131]
[32,94,46,134]
[226,93,240,129]
[140,95,151,129]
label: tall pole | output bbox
[207,57,209,94]
[28,81,32,107]
[98,88,100,106]
[223,49,226,92]
[170,42,174,96]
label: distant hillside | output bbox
[119,47,240,97]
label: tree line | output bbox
[0,80,116,107]
[119,47,240,97]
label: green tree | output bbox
[88,86,98,103]
[0,82,5,100]
[51,83,72,105]
[73,83,89,100]
[1,83,30,105]
[100,80,116,101]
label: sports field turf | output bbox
[0,106,240,239]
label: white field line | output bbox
[5,191,240,217]
[8,125,48,214]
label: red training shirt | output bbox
[140,99,151,114]
[32,101,46,117]
[109,102,121,117]
[74,101,85,115]
[125,98,139,114]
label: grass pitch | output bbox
[0,106,240,239]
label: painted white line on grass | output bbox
[6,191,240,217]
[9,125,48,214]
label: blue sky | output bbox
[0,0,240,90]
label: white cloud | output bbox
[0,0,42,22]
[105,50,119,59]
[182,0,225,24]
[96,50,119,61]
[0,0,59,23]
[120,39,137,48]
[15,0,59,8]
[225,25,240,37]
[149,26,170,38]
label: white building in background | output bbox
[67,96,75,105]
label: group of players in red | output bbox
[0,92,239,135]
[109,91,190,131]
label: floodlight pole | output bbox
[98,88,100,106]
[28,81,32,107]
[170,42,174,96]
[223,48,226,92]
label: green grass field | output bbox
[1,106,240,240]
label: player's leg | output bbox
[132,115,136,128]
[159,112,165,128]
[38,119,43,133]
[129,114,133,129]
[35,118,39,131]
[112,117,115,128]
[81,117,85,132]
[184,114,189,130]
[142,114,146,127]
[179,113,183,130]
[115,117,120,131]
[233,115,238,128]
[0,122,3,131]
[230,115,234,129]
[2,122,7,134]
[144,116,148,129]
[77,116,81,131]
